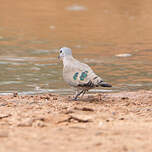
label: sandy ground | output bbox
[0,90,152,152]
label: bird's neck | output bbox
[63,56,74,67]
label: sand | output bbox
[0,90,152,152]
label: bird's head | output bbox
[58,47,72,60]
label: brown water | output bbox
[0,0,152,94]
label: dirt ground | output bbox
[0,90,152,152]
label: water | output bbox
[0,0,152,95]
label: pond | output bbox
[0,0,152,95]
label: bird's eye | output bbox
[60,50,62,53]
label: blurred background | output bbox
[0,0,152,94]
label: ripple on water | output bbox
[0,57,36,62]
[49,25,56,30]
[35,63,57,67]
[83,58,105,64]
[0,57,56,63]
[126,84,142,87]
[30,67,41,71]
[31,49,49,54]
[0,81,22,85]
[0,62,10,65]
[0,61,27,66]
[31,49,58,54]
[30,40,49,44]
[115,54,132,57]
[66,5,87,11]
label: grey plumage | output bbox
[59,47,112,100]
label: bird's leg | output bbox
[80,90,86,99]
[73,90,84,101]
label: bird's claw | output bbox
[72,97,78,101]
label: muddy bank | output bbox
[0,90,152,152]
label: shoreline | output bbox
[0,90,152,152]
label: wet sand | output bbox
[0,90,152,152]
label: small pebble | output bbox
[112,112,116,115]
[98,121,103,127]
[0,131,8,138]
[0,103,7,107]
[106,118,114,122]
[13,92,18,97]
[121,97,129,100]
[53,97,58,100]
[33,120,45,127]
[17,118,33,127]
[95,142,102,146]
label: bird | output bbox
[58,47,112,100]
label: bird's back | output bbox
[63,57,104,89]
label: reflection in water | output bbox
[0,0,152,94]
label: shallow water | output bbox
[0,0,152,94]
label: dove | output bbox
[58,47,112,100]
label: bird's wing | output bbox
[63,59,103,87]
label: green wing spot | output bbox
[80,71,88,81]
[73,72,79,80]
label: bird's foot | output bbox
[72,96,78,101]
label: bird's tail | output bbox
[99,82,112,87]
[91,73,112,87]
